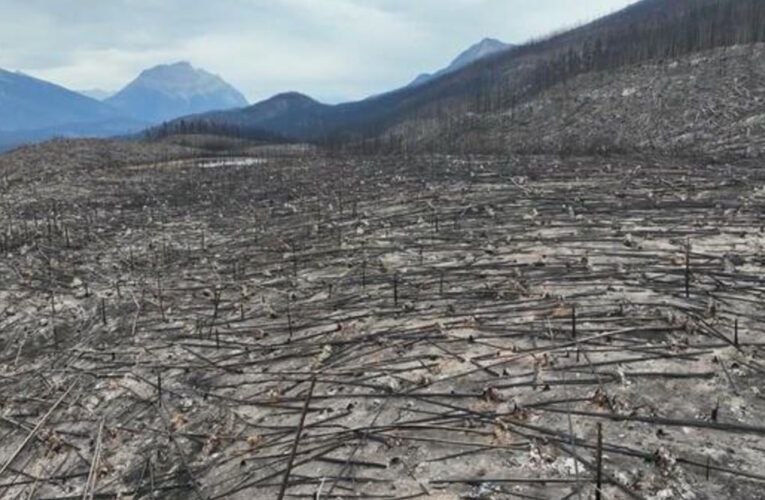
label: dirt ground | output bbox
[1,144,765,499]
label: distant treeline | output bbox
[146,118,289,144]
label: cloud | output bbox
[0,0,639,103]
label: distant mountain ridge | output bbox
[408,38,513,87]
[0,61,249,151]
[152,38,517,142]
[0,68,132,132]
[0,39,516,152]
[0,68,146,151]
[106,62,249,124]
[159,0,765,157]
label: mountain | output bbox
[150,39,514,143]
[151,0,765,158]
[378,0,765,155]
[195,92,329,138]
[0,68,132,132]
[408,38,513,88]
[78,89,114,101]
[154,88,400,143]
[106,62,249,124]
[0,68,144,151]
[0,62,248,152]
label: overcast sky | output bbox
[0,0,639,104]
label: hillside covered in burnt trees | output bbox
[149,0,765,157]
[7,2,765,499]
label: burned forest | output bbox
[1,142,765,499]
[4,0,765,499]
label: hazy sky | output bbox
[0,0,638,104]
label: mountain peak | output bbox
[473,38,509,55]
[244,92,323,121]
[134,61,217,86]
[106,62,248,123]
[142,61,193,74]
[269,92,318,104]
[450,38,511,70]
[408,37,513,88]
[478,37,505,46]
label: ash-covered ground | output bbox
[1,144,765,499]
